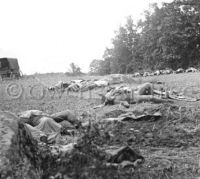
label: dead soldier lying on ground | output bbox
[96,83,170,108]
[97,82,199,108]
[18,110,81,144]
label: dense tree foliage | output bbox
[89,59,110,75]
[90,0,200,74]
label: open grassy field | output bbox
[1,72,200,178]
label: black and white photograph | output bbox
[1,0,200,178]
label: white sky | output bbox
[0,0,173,75]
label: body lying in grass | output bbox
[18,110,81,143]
[97,83,171,107]
[98,82,197,107]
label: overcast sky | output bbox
[0,0,173,75]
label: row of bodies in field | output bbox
[133,67,198,77]
[4,77,199,101]
[47,79,199,101]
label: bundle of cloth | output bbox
[98,82,199,107]
[67,80,96,92]
[18,110,81,144]
[48,81,70,92]
[49,79,110,93]
[67,79,109,92]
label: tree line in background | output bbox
[89,0,200,75]
[66,62,83,76]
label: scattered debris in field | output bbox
[103,111,162,122]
